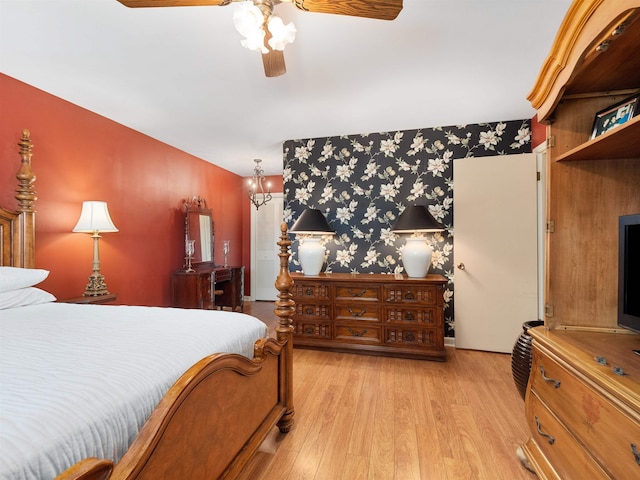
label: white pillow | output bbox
[0,267,50,293]
[0,287,57,309]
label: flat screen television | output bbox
[618,213,640,333]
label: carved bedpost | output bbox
[15,129,37,267]
[16,129,37,213]
[274,222,295,433]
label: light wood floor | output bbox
[240,301,535,480]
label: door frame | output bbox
[534,142,547,321]
[249,192,284,302]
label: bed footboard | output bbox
[55,224,295,480]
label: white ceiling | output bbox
[0,0,572,176]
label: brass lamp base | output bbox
[83,272,110,297]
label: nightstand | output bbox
[62,293,118,304]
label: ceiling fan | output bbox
[116,0,403,77]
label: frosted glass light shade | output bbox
[267,16,296,51]
[298,237,325,276]
[72,201,118,233]
[233,2,295,54]
[400,237,433,278]
[233,2,268,53]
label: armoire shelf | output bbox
[556,114,640,161]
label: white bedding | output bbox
[0,302,268,480]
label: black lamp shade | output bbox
[392,205,444,233]
[290,208,335,234]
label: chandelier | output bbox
[248,159,273,210]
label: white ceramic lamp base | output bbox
[400,237,433,277]
[298,237,326,276]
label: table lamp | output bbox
[392,205,444,277]
[290,208,335,276]
[73,201,118,296]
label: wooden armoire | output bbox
[521,0,640,478]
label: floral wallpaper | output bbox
[283,120,532,338]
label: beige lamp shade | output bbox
[73,201,119,233]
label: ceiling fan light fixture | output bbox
[267,15,296,51]
[233,1,268,53]
[240,30,268,53]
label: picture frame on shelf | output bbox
[590,94,640,139]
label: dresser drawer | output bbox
[385,306,438,325]
[385,327,439,348]
[526,390,611,480]
[293,321,331,339]
[295,302,331,319]
[292,283,330,300]
[334,323,382,344]
[335,304,380,322]
[531,346,640,479]
[334,284,380,302]
[214,268,231,282]
[384,285,437,305]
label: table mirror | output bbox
[184,196,214,266]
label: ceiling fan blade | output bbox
[293,0,402,21]
[116,0,230,7]
[262,49,286,77]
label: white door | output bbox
[251,193,284,301]
[454,153,538,353]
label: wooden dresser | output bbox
[522,1,640,478]
[170,266,244,312]
[523,329,640,479]
[290,272,448,361]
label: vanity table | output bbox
[170,196,244,312]
[171,266,243,312]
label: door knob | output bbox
[456,262,466,270]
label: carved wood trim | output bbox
[528,0,640,120]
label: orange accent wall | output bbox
[531,114,546,149]
[1,73,265,305]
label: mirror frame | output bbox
[184,196,214,267]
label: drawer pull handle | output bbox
[539,366,561,388]
[348,328,367,337]
[304,307,314,315]
[404,291,415,300]
[304,287,314,296]
[535,416,555,445]
[404,312,415,321]
[348,308,366,317]
[594,356,607,365]
[631,443,640,466]
[348,289,367,297]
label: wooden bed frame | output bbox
[1,130,295,480]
